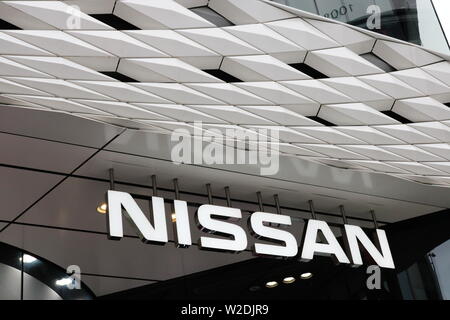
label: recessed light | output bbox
[300,272,313,280]
[265,281,278,288]
[283,276,296,284]
[171,213,176,222]
[97,202,107,214]
[19,254,37,264]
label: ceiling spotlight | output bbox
[300,272,313,280]
[282,276,296,284]
[19,254,37,264]
[171,213,177,223]
[96,202,107,214]
[56,277,72,286]
[265,281,278,288]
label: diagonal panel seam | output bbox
[0,127,127,233]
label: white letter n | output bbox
[107,190,168,244]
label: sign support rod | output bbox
[257,192,264,212]
[206,183,213,204]
[370,209,379,229]
[151,175,158,196]
[109,168,115,190]
[308,200,316,220]
[225,186,232,207]
[339,205,348,225]
[173,178,180,200]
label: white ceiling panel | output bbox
[114,0,215,29]
[265,18,339,50]
[2,1,112,30]
[319,103,399,126]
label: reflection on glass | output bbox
[396,256,443,300]
[0,242,94,300]
[20,254,37,264]
[432,0,450,50]
[416,0,449,53]
[0,264,21,300]
[430,240,450,300]
[271,0,450,54]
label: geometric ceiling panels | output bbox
[0,56,49,78]
[417,144,450,160]
[372,40,442,70]
[124,30,218,60]
[177,27,262,56]
[4,30,112,57]
[118,58,220,83]
[0,1,55,30]
[209,0,295,25]
[186,83,272,105]
[245,125,322,143]
[305,19,375,54]
[336,126,406,145]
[124,30,219,66]
[83,115,169,132]
[175,1,208,9]
[318,103,399,126]
[221,55,310,81]
[422,61,450,87]
[74,100,172,120]
[346,160,410,174]
[358,73,424,99]
[1,0,450,187]
[341,145,407,162]
[133,83,223,105]
[189,105,275,125]
[0,32,52,56]
[6,56,113,81]
[132,104,226,123]
[265,18,339,51]
[381,145,445,162]
[2,0,113,30]
[391,68,450,95]
[387,162,445,176]
[292,126,365,144]
[410,122,450,142]
[234,81,315,105]
[238,105,319,126]
[67,31,168,58]
[392,97,450,122]
[64,56,119,73]
[321,77,393,110]
[72,81,171,103]
[3,77,111,100]
[0,77,52,96]
[276,143,325,157]
[114,0,215,29]
[223,24,305,59]
[281,80,354,104]
[64,0,117,14]
[296,144,369,160]
[374,124,439,144]
[425,162,450,174]
[306,47,384,77]
[4,95,111,115]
